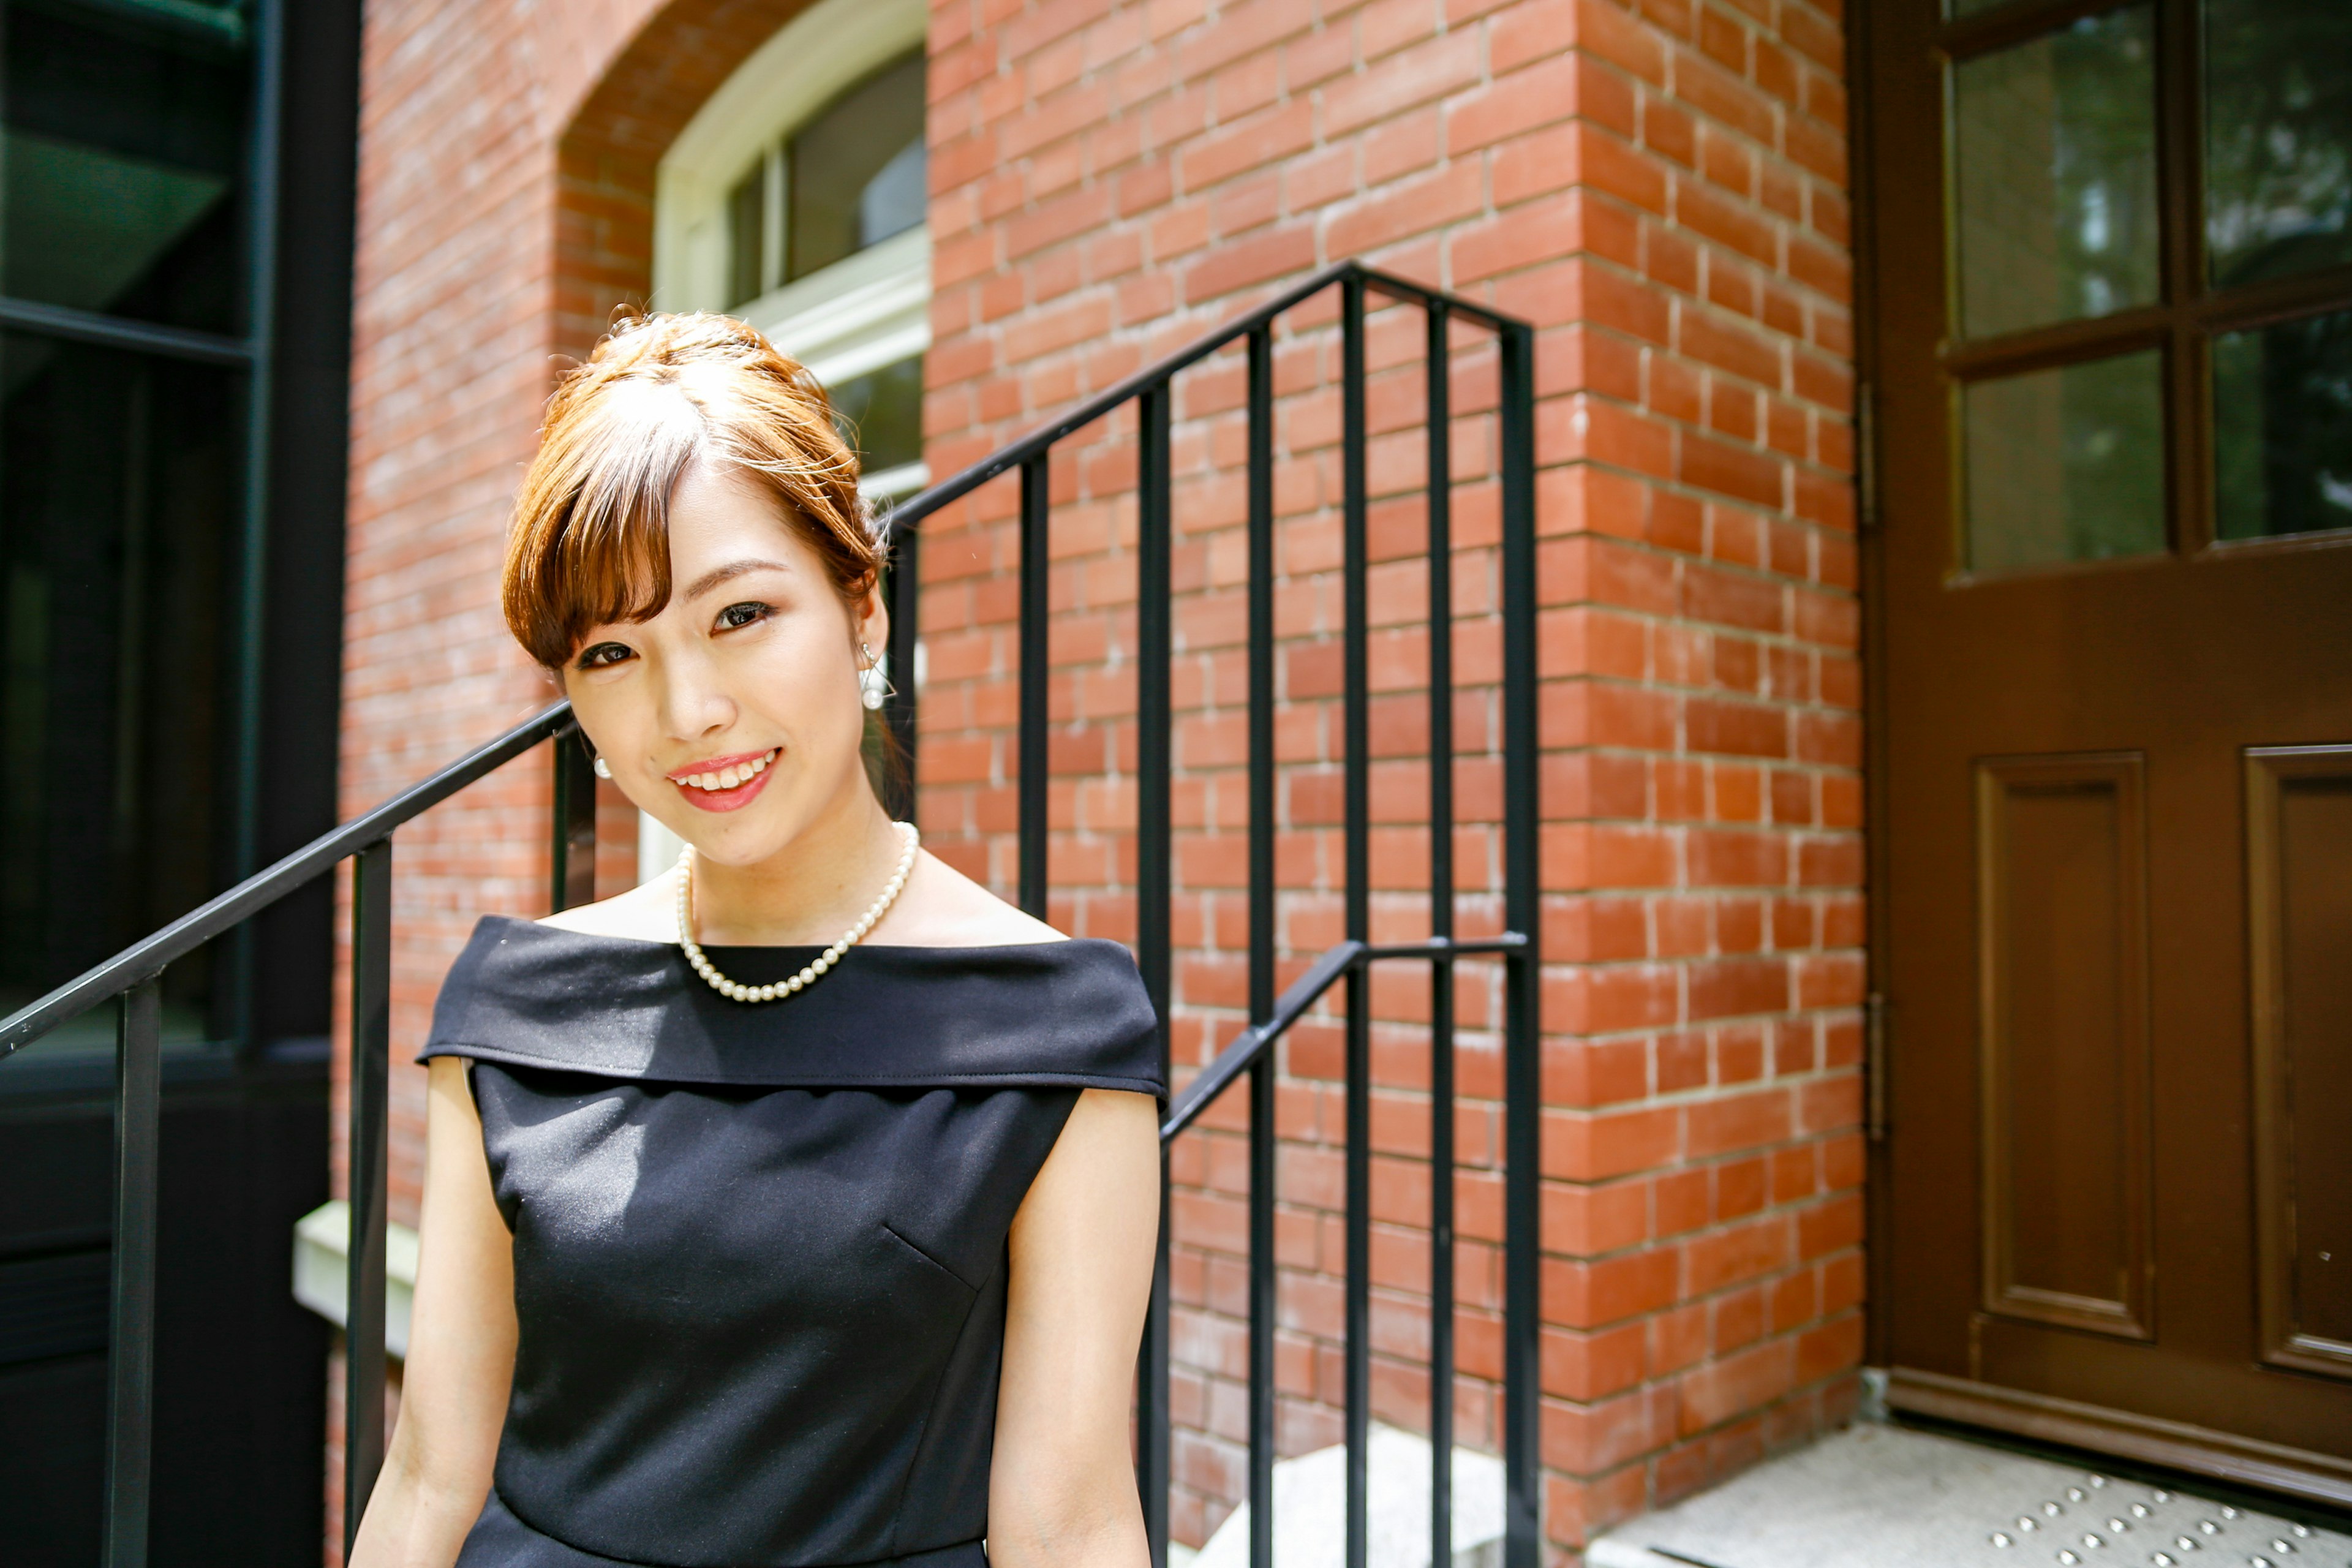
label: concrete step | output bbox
[1184,1423,1508,1568]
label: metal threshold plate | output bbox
[1587,1424,2350,1568]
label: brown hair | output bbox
[502,311,882,669]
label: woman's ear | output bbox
[856,579,889,657]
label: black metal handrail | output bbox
[0,704,582,1060]
[0,258,1537,1568]
[1152,927,1535,1568]
[1159,934,1528,1143]
[0,700,601,1568]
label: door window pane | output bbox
[0,334,242,1057]
[829,355,924,477]
[1963,350,2167,573]
[2204,0,2352,288]
[1,1,249,334]
[1953,8,2159,339]
[786,52,926,283]
[2214,307,2352,541]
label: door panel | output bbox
[1976,755,2152,1340]
[1863,0,2352,1485]
[2247,747,2352,1379]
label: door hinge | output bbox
[1864,990,1890,1142]
[1855,380,1880,535]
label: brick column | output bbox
[921,0,1860,1556]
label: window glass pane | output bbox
[0,334,241,1066]
[1963,350,2166,573]
[2204,0,2352,288]
[726,160,766,309]
[1952,8,2158,339]
[828,355,923,477]
[786,52,926,283]
[2214,308,2352,540]
[1,1,249,334]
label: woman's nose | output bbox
[656,654,736,739]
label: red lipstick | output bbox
[666,747,780,813]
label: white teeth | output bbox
[679,750,777,791]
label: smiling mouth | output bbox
[668,747,781,812]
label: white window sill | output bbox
[741,224,930,386]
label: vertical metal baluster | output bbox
[1497,322,1542,1568]
[101,976,164,1568]
[1136,382,1175,1568]
[346,839,393,1555]
[1424,303,1456,1568]
[551,726,598,913]
[1245,325,1278,1568]
[883,518,922,823]
[1340,271,1371,1568]
[1020,456,1052,918]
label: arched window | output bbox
[641,0,929,880]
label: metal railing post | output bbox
[1340,272,1373,1568]
[1424,300,1457,1568]
[100,976,164,1568]
[1498,318,1544,1568]
[884,521,922,823]
[1135,381,1175,1568]
[551,728,598,913]
[1245,323,1278,1568]
[345,838,393,1553]
[1019,456,1052,918]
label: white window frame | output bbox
[641,0,932,884]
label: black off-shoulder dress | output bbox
[417,914,1163,1568]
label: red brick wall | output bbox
[918,0,1861,1557]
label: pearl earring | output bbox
[859,643,888,712]
[592,755,612,779]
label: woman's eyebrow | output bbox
[679,559,791,601]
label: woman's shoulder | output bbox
[537,871,677,942]
[872,850,1065,948]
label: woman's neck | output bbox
[685,785,903,947]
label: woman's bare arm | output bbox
[989,1087,1160,1567]
[350,1056,518,1568]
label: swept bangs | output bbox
[502,313,881,669]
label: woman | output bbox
[351,314,1163,1568]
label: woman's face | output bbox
[562,458,883,867]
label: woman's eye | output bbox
[576,641,634,669]
[715,601,771,631]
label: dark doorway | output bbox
[0,0,362,1557]
[1861,0,2352,1502]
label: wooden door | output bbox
[1862,0,2352,1501]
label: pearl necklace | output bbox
[675,821,921,1003]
